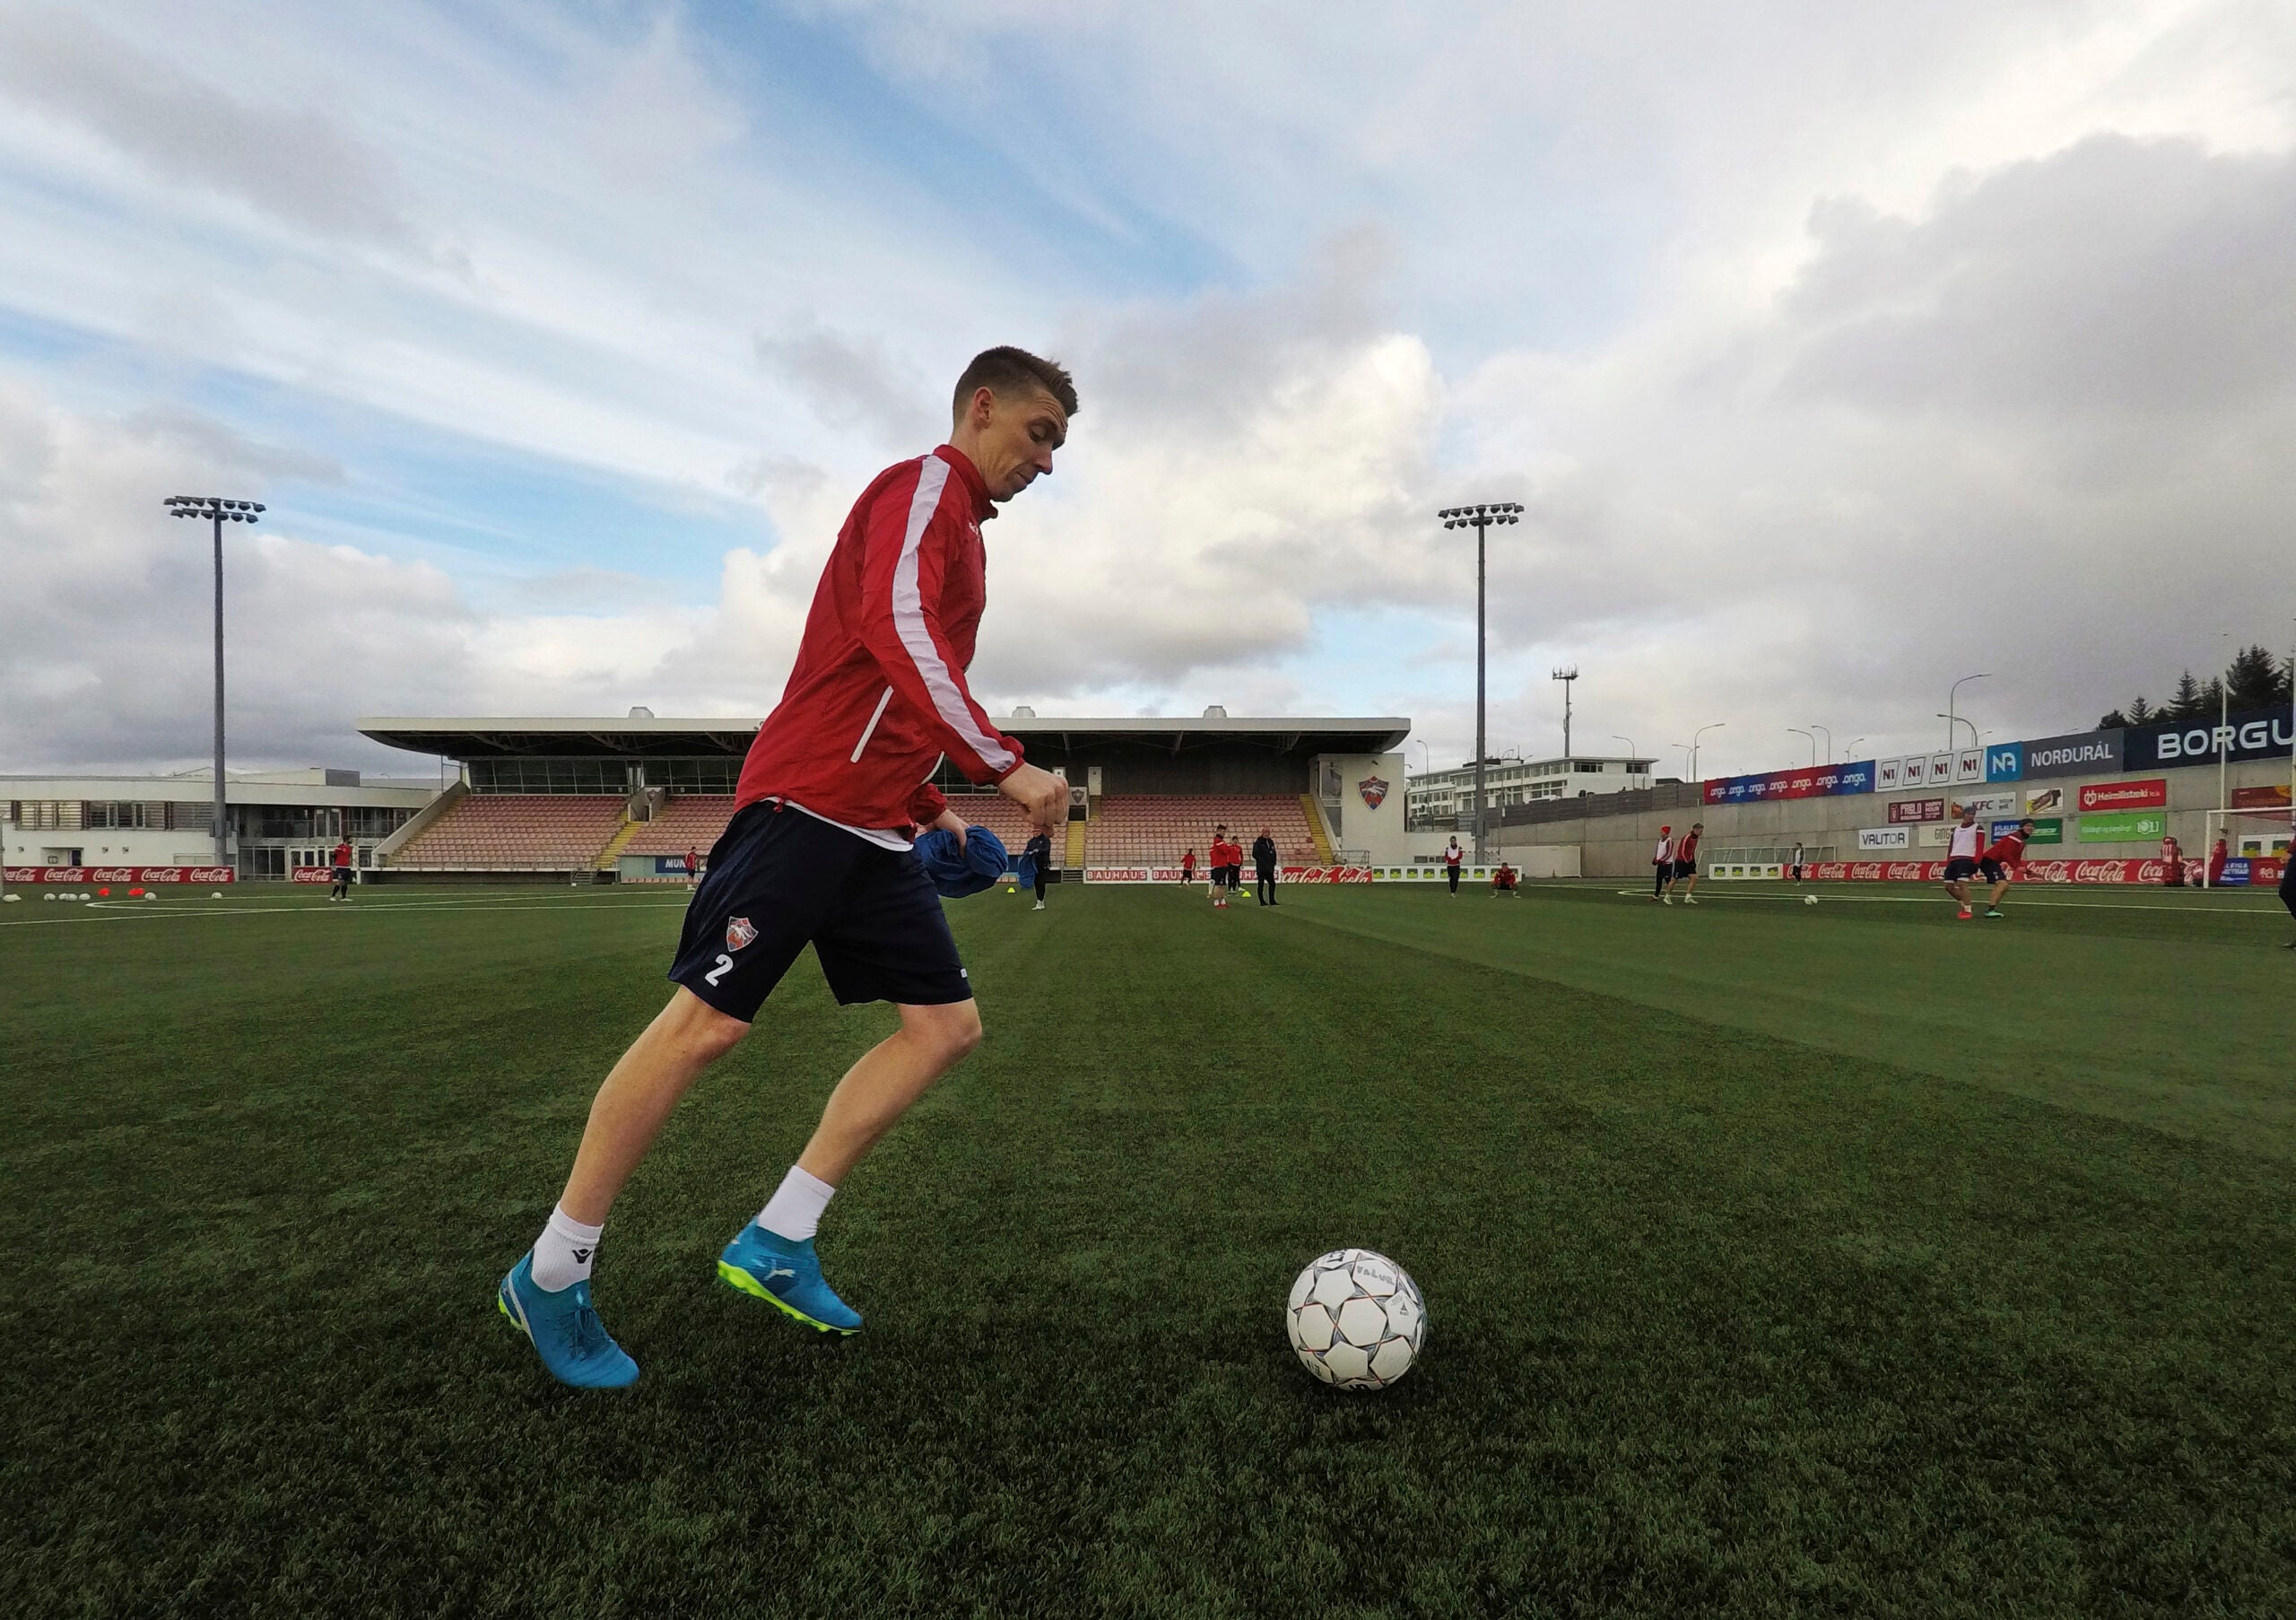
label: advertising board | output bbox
[2076,779,2167,813]
[1992,817,2063,845]
[1702,760,1876,806]
[2022,786,2065,814]
[1918,823,1954,847]
[1887,797,1944,823]
[1952,748,1984,783]
[1949,792,2017,819]
[2125,708,2296,770]
[1983,743,2023,781]
[1874,757,1904,791]
[1927,753,1952,786]
[1804,858,2162,884]
[2231,784,2292,810]
[2018,727,2124,780]
[2078,810,2166,842]
[1856,827,1910,851]
[3,866,236,884]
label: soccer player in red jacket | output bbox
[1978,819,2033,919]
[498,348,1074,1389]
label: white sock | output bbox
[755,1165,836,1242]
[529,1204,604,1293]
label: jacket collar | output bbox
[934,445,995,521]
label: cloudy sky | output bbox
[1,0,2291,783]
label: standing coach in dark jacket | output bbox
[1252,829,1279,907]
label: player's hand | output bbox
[930,808,968,850]
[999,762,1067,832]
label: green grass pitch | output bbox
[5,877,2293,1616]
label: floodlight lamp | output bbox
[252,503,265,512]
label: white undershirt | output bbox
[784,798,912,853]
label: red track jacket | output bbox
[735,447,1026,832]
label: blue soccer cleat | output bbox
[717,1225,862,1335]
[497,1253,639,1389]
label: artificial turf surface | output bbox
[4,877,2293,1617]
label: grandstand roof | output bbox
[358,715,1412,761]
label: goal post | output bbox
[2198,808,2293,887]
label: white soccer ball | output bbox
[4,893,19,902]
[43,893,56,902]
[144,892,158,901]
[1285,1248,1426,1390]
[211,891,223,899]
[1804,893,1820,906]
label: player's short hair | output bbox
[953,346,1079,420]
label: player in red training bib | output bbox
[495,347,1075,1390]
[1978,819,2034,919]
[328,838,354,902]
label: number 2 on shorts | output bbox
[704,953,734,986]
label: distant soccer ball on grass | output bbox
[1804,893,1820,906]
[1285,1248,1426,1390]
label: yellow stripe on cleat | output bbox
[715,1260,857,1336]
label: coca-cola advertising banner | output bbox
[1703,760,1876,806]
[2077,778,2167,813]
[1804,858,2168,884]
[4,866,236,884]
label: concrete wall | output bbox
[1494,756,2293,876]
[1314,751,1407,864]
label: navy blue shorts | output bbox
[1944,857,1980,881]
[1979,858,2009,884]
[667,802,970,1022]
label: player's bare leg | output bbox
[796,999,983,1184]
[559,988,751,1224]
[718,999,982,1334]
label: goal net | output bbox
[2199,808,2292,887]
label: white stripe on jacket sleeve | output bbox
[891,457,1017,775]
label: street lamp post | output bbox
[1692,722,1725,781]
[1439,502,1522,865]
[1947,673,1989,755]
[1845,737,1865,760]
[1612,736,1639,787]
[165,496,264,866]
[1552,666,1578,760]
[1935,713,1979,749]
[1788,727,1816,766]
[1810,724,1831,763]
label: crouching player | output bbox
[1490,860,1518,896]
[1979,819,2033,919]
[495,348,1075,1388]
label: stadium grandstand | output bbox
[356,713,1411,882]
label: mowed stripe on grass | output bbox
[4,884,2292,1616]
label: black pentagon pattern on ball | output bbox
[1284,1247,1427,1391]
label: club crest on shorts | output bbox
[1359,775,1390,809]
[726,916,759,952]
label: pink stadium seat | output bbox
[623,797,737,857]
[1085,796,1325,867]
[393,796,625,869]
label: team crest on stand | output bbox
[1359,776,1390,809]
[726,916,759,952]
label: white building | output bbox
[4,768,437,880]
[1405,753,1658,828]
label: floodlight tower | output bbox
[164,496,265,865]
[1552,666,1578,761]
[1439,501,1523,865]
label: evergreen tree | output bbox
[2224,644,2282,711]
[2098,709,2127,729]
[2166,669,2205,719]
[2125,695,2154,725]
[2201,675,2226,717]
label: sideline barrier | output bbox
[1803,858,2189,884]
[4,866,237,884]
